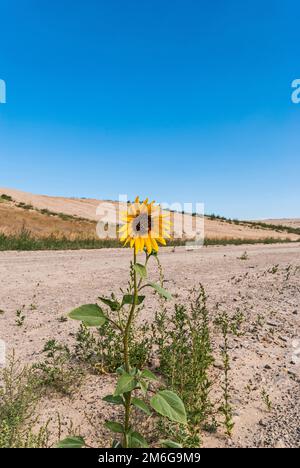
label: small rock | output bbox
[267,321,280,327]
[275,439,286,448]
[213,362,224,370]
[278,335,288,342]
[264,364,272,370]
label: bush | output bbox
[33,340,84,395]
[0,354,50,448]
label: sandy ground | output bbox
[0,243,300,447]
[263,218,300,229]
[1,187,298,241]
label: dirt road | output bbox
[1,243,300,447]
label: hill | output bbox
[0,187,299,244]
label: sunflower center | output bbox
[132,213,152,236]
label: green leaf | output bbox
[160,439,182,448]
[131,397,152,416]
[148,282,172,300]
[103,394,124,405]
[139,379,149,395]
[128,431,149,448]
[150,390,187,424]
[68,304,106,327]
[98,296,120,311]
[122,294,145,305]
[114,373,137,395]
[57,436,85,448]
[133,263,147,278]
[105,421,124,433]
[140,369,157,381]
[116,365,125,375]
[112,439,122,448]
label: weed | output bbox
[74,316,152,374]
[33,340,84,395]
[238,251,248,260]
[268,264,279,274]
[0,353,50,448]
[57,315,68,323]
[230,309,245,336]
[154,286,214,428]
[261,389,272,411]
[15,306,25,326]
[0,229,296,252]
[214,312,234,436]
[256,314,265,327]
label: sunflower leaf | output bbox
[105,421,124,434]
[114,373,137,396]
[122,294,145,305]
[133,263,147,278]
[103,394,124,405]
[68,304,107,327]
[57,436,85,448]
[148,282,172,300]
[128,431,149,448]
[131,397,152,415]
[140,369,157,381]
[98,297,121,311]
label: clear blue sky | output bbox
[0,0,299,219]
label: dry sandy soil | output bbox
[1,243,299,448]
[263,218,300,229]
[1,187,299,241]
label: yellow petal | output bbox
[135,237,141,253]
[123,236,130,246]
[145,238,152,254]
[151,238,159,251]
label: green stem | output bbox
[137,254,149,289]
[123,250,137,448]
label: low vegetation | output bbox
[1,283,240,448]
[206,213,300,236]
[0,228,297,251]
[0,354,50,448]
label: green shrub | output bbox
[154,286,214,426]
[0,354,50,448]
[33,340,84,395]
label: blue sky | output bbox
[0,0,299,219]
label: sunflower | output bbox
[118,197,171,254]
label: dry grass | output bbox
[0,187,298,242]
